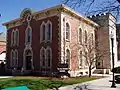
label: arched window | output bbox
[15,30,19,46]
[85,30,87,43]
[66,49,70,64]
[46,21,52,41]
[10,50,14,67]
[15,50,18,68]
[26,27,32,44]
[40,48,45,67]
[85,51,88,66]
[79,51,82,66]
[40,22,46,42]
[79,28,82,43]
[46,48,52,67]
[66,23,70,40]
[11,30,15,45]
[91,33,94,45]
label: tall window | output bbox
[40,48,45,67]
[15,30,19,46]
[79,28,82,43]
[79,51,82,66]
[66,23,70,40]
[91,33,94,45]
[46,48,52,67]
[40,22,46,42]
[66,49,70,64]
[26,27,32,44]
[85,51,88,66]
[85,30,87,43]
[46,21,52,41]
[15,50,18,67]
[11,29,19,46]
[11,50,18,68]
[10,50,14,67]
[11,30,15,45]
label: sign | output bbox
[2,86,29,90]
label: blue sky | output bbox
[0,0,62,33]
[0,0,119,33]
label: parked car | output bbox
[115,75,120,83]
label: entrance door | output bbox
[25,50,32,70]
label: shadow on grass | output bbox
[0,79,68,90]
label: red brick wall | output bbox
[7,16,59,72]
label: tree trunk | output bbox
[89,66,91,77]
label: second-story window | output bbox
[26,27,32,44]
[91,33,94,45]
[11,30,15,45]
[46,21,52,41]
[78,28,82,43]
[85,30,87,43]
[66,23,70,40]
[15,29,19,46]
[11,29,19,46]
[40,22,46,43]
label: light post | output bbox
[110,32,116,88]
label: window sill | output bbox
[66,39,70,42]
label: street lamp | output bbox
[110,31,116,88]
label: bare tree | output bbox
[62,0,120,19]
[80,33,107,77]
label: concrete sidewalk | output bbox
[59,75,120,90]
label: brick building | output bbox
[3,4,119,76]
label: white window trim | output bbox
[46,20,52,42]
[40,21,46,43]
[25,26,32,45]
[46,46,52,68]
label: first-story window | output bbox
[66,49,70,64]
[79,51,82,66]
[46,48,52,67]
[10,50,18,69]
[40,48,46,67]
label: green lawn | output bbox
[0,76,97,90]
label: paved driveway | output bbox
[59,75,120,90]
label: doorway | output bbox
[25,50,32,70]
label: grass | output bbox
[0,76,98,90]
